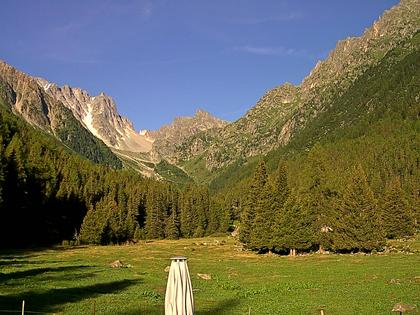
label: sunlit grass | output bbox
[0,237,418,314]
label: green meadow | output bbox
[0,237,418,315]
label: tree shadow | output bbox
[0,279,140,313]
[196,298,241,315]
[124,305,164,315]
[0,254,37,260]
[121,298,241,314]
[0,259,61,267]
[0,265,91,282]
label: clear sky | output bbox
[0,0,398,130]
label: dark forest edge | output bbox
[0,106,227,248]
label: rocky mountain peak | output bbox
[149,109,228,161]
[194,108,211,117]
[300,0,419,102]
[169,0,420,172]
[34,77,154,152]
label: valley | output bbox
[0,236,418,314]
[0,1,419,313]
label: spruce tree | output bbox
[207,198,222,234]
[240,161,267,245]
[301,143,337,251]
[192,186,209,236]
[334,165,384,252]
[145,185,166,239]
[165,210,180,239]
[79,204,108,244]
[180,187,194,237]
[271,161,290,250]
[278,190,316,254]
[381,176,415,239]
[249,181,271,251]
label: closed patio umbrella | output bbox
[165,256,194,315]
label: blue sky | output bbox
[0,0,398,130]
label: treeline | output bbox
[0,108,228,247]
[79,182,229,244]
[238,130,419,254]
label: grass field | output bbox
[0,237,419,315]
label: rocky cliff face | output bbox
[2,0,416,179]
[0,59,227,177]
[35,78,154,153]
[172,0,420,173]
[0,61,122,168]
[148,109,227,162]
[34,78,227,161]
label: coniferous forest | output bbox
[0,88,418,253]
[0,106,227,248]
[0,12,418,255]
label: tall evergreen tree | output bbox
[381,176,415,239]
[301,143,337,251]
[180,187,194,237]
[274,190,315,255]
[165,208,180,239]
[249,181,271,250]
[333,165,384,252]
[145,185,167,239]
[80,203,108,245]
[271,161,290,250]
[240,160,267,246]
[192,186,209,237]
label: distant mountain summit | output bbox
[0,60,122,168]
[0,60,227,178]
[33,77,227,160]
[148,109,228,162]
[35,77,154,153]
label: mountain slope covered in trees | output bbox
[0,0,418,254]
[215,27,420,253]
[172,0,419,185]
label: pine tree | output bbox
[106,194,125,244]
[192,186,209,236]
[381,176,415,239]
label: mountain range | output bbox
[0,0,418,187]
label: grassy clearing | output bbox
[0,237,419,314]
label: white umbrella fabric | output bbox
[165,256,194,315]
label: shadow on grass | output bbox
[0,259,61,267]
[124,305,164,315]
[196,298,241,315]
[0,279,139,313]
[122,299,241,315]
[0,245,89,259]
[0,265,91,282]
